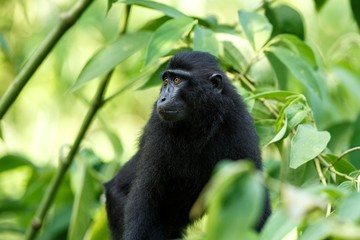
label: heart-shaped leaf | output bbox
[290,124,330,169]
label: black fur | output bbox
[104,51,270,240]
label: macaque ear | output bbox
[209,73,223,93]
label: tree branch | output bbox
[0,0,95,119]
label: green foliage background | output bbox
[1,0,360,239]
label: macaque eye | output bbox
[173,77,181,85]
[163,79,169,86]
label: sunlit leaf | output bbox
[238,10,272,50]
[267,46,321,96]
[193,25,219,57]
[290,124,330,169]
[73,32,151,91]
[117,0,187,18]
[144,17,196,67]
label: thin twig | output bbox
[314,158,327,185]
[318,155,357,182]
[314,158,332,216]
[337,146,360,163]
[0,0,95,119]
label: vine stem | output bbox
[0,0,95,119]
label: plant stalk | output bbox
[0,0,95,119]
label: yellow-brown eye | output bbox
[173,77,181,85]
[163,79,169,85]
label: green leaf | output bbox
[267,117,288,145]
[338,181,357,193]
[205,161,264,239]
[139,16,171,31]
[314,0,328,11]
[267,46,321,96]
[299,219,332,240]
[290,124,330,169]
[238,10,272,50]
[350,0,360,29]
[325,154,357,175]
[73,32,151,91]
[107,0,117,11]
[337,192,360,222]
[349,113,360,168]
[0,154,34,172]
[326,121,353,153]
[85,206,110,240]
[274,34,317,67]
[264,50,288,89]
[117,0,187,18]
[260,209,298,240]
[39,206,72,240]
[144,17,196,67]
[300,218,360,240]
[193,25,219,57]
[196,16,237,34]
[245,90,300,101]
[68,158,96,240]
[285,102,308,130]
[222,41,247,72]
[0,34,11,58]
[264,4,305,39]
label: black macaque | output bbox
[104,51,271,240]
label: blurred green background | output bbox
[1,0,360,239]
